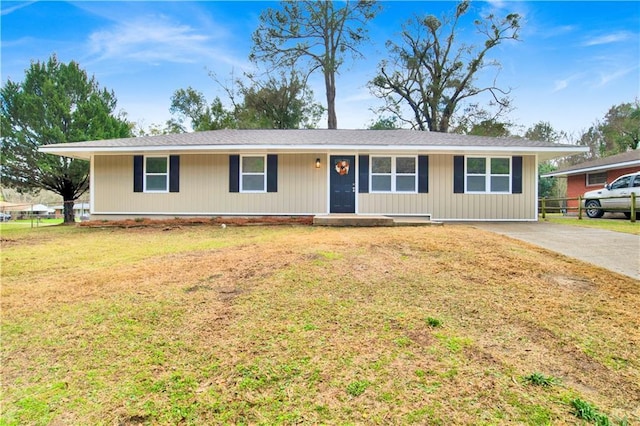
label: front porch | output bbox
[312,214,442,227]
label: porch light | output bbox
[315,158,321,168]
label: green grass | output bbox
[540,214,639,235]
[2,224,638,424]
[0,218,64,231]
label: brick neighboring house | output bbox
[542,150,640,210]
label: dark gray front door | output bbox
[330,155,356,213]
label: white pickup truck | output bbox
[583,171,640,219]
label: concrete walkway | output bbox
[467,222,639,280]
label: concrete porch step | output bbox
[313,215,442,227]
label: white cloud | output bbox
[88,15,210,63]
[596,65,638,87]
[583,31,633,46]
[552,79,569,92]
[0,1,36,16]
[86,13,248,70]
[551,73,585,93]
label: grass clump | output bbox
[522,372,560,387]
[425,317,442,327]
[346,380,369,397]
[570,398,625,426]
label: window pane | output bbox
[467,158,486,174]
[372,157,391,173]
[243,157,264,173]
[146,175,167,191]
[242,175,264,191]
[587,172,607,186]
[491,176,510,192]
[146,157,167,173]
[396,176,415,192]
[491,158,510,174]
[396,157,416,174]
[372,175,391,191]
[467,176,485,192]
[610,176,631,190]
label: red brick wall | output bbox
[566,166,640,209]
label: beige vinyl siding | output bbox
[358,154,537,220]
[93,154,326,215]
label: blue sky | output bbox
[2,1,638,138]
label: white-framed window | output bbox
[144,156,169,192]
[241,155,266,192]
[465,156,511,193]
[370,156,417,193]
[586,172,607,186]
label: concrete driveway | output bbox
[467,222,639,280]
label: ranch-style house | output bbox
[40,129,586,222]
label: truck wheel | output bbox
[585,200,604,218]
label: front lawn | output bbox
[0,218,64,232]
[1,224,638,424]
[540,213,639,235]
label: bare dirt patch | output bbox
[79,216,314,228]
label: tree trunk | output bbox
[62,194,76,224]
[325,70,337,129]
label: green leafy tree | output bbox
[233,71,324,129]
[368,116,400,130]
[169,87,236,132]
[251,0,380,129]
[572,100,639,161]
[170,71,323,131]
[467,119,512,137]
[369,1,520,132]
[599,101,640,155]
[525,122,566,198]
[1,55,131,223]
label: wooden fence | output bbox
[539,193,637,223]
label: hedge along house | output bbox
[39,129,586,222]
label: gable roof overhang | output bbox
[541,150,640,178]
[39,129,588,162]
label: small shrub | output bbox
[346,380,369,397]
[571,398,611,425]
[523,372,560,387]
[425,317,442,327]
[134,217,145,223]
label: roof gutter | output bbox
[40,144,588,161]
[541,159,640,177]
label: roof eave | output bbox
[542,159,640,177]
[40,144,587,161]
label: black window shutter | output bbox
[229,155,240,193]
[453,156,465,194]
[512,156,523,194]
[133,155,143,193]
[418,155,429,193]
[169,155,180,193]
[267,154,278,192]
[358,155,369,193]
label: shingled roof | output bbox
[40,129,586,161]
[542,149,640,177]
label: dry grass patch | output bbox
[1,224,638,425]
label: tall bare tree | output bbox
[370,1,520,132]
[250,0,380,129]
